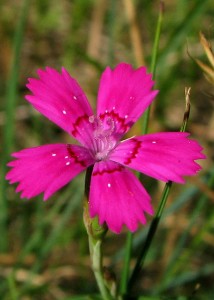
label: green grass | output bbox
[0,0,213,299]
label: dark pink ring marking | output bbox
[124,139,142,165]
[71,114,89,137]
[66,145,87,167]
[93,164,123,176]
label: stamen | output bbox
[88,115,117,161]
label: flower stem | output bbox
[84,167,113,300]
[89,237,114,300]
[119,231,133,296]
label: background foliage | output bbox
[0,0,213,299]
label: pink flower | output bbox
[6,63,205,233]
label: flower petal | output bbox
[97,63,158,136]
[25,67,94,145]
[110,132,206,183]
[89,161,153,234]
[6,144,94,200]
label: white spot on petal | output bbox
[52,153,56,157]
[66,162,70,166]
[112,106,115,110]
[65,156,69,159]
[107,183,111,188]
[105,110,108,113]
[62,110,67,115]
[152,141,156,144]
[125,115,128,119]
[73,96,77,100]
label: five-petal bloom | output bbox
[6,63,205,233]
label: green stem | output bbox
[84,167,113,299]
[108,0,116,66]
[89,237,114,300]
[129,87,191,290]
[128,182,172,289]
[142,1,164,135]
[150,1,164,76]
[119,231,133,295]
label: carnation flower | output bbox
[6,63,205,233]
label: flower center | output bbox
[89,115,117,161]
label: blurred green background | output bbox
[0,0,214,299]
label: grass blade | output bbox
[0,0,30,252]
